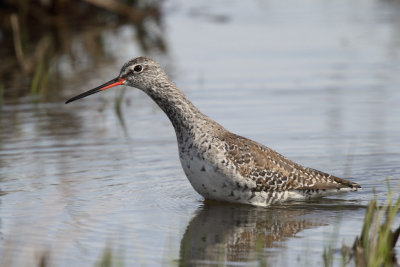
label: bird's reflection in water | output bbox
[179,200,362,265]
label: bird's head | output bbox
[65,57,167,104]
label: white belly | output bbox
[178,148,350,207]
[179,154,281,207]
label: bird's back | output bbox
[219,130,361,202]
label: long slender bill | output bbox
[65,77,126,104]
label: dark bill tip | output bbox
[65,77,126,104]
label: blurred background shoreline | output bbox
[0,0,166,103]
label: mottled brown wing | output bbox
[222,132,361,192]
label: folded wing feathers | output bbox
[223,133,361,192]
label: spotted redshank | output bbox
[66,57,361,207]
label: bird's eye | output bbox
[134,65,143,72]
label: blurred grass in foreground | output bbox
[324,181,400,267]
[96,246,124,267]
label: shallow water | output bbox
[1,0,400,266]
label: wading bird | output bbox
[66,57,361,207]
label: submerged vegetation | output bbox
[114,86,129,135]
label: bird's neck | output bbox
[146,81,210,142]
